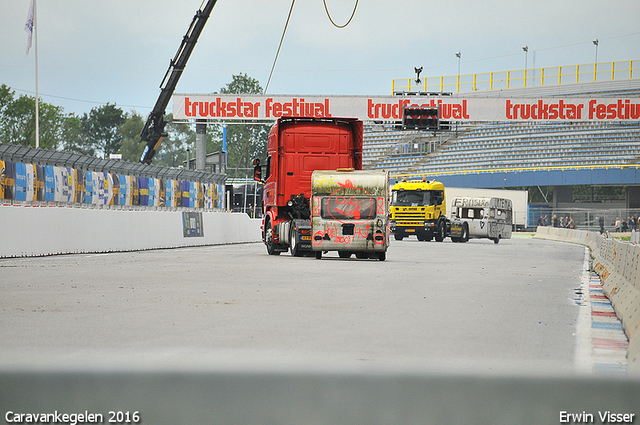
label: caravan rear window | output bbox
[461,207,484,219]
[321,196,376,220]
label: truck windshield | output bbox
[321,196,376,220]
[392,190,432,207]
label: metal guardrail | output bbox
[528,208,640,233]
[392,59,639,94]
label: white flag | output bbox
[24,0,35,55]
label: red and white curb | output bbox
[575,248,628,373]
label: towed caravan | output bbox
[450,196,512,243]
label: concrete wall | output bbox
[535,226,640,372]
[1,369,640,425]
[0,205,262,258]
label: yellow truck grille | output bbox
[394,211,426,220]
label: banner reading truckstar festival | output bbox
[172,94,640,123]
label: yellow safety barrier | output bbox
[392,60,639,94]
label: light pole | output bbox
[593,39,599,81]
[455,52,461,92]
[522,46,528,87]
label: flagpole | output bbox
[34,0,40,149]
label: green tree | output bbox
[60,115,87,154]
[208,74,270,178]
[154,114,195,168]
[0,84,64,150]
[119,111,145,163]
[82,103,126,158]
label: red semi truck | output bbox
[255,116,385,258]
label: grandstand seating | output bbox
[363,121,640,174]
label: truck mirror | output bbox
[253,163,263,182]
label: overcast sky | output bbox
[1,0,639,117]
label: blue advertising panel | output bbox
[44,166,55,202]
[182,181,190,207]
[85,171,94,204]
[119,175,127,205]
[165,180,173,207]
[138,177,149,206]
[189,182,196,208]
[14,163,27,201]
[148,178,155,206]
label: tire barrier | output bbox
[534,226,640,372]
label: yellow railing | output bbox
[391,163,640,181]
[391,60,639,94]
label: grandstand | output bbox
[363,60,640,176]
[364,121,640,174]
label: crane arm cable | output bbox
[264,0,296,94]
[323,0,359,28]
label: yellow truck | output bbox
[389,177,468,242]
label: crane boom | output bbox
[140,0,218,164]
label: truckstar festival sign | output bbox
[172,94,640,123]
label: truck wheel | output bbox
[315,250,322,259]
[435,221,446,242]
[394,234,404,241]
[378,252,386,261]
[338,251,352,259]
[493,236,500,244]
[461,223,469,243]
[290,226,303,257]
[265,220,280,255]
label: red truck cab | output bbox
[257,117,363,255]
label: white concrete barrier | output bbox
[1,368,640,425]
[0,205,261,257]
[535,226,640,372]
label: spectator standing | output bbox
[599,214,605,234]
[614,218,621,232]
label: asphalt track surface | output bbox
[0,234,594,374]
